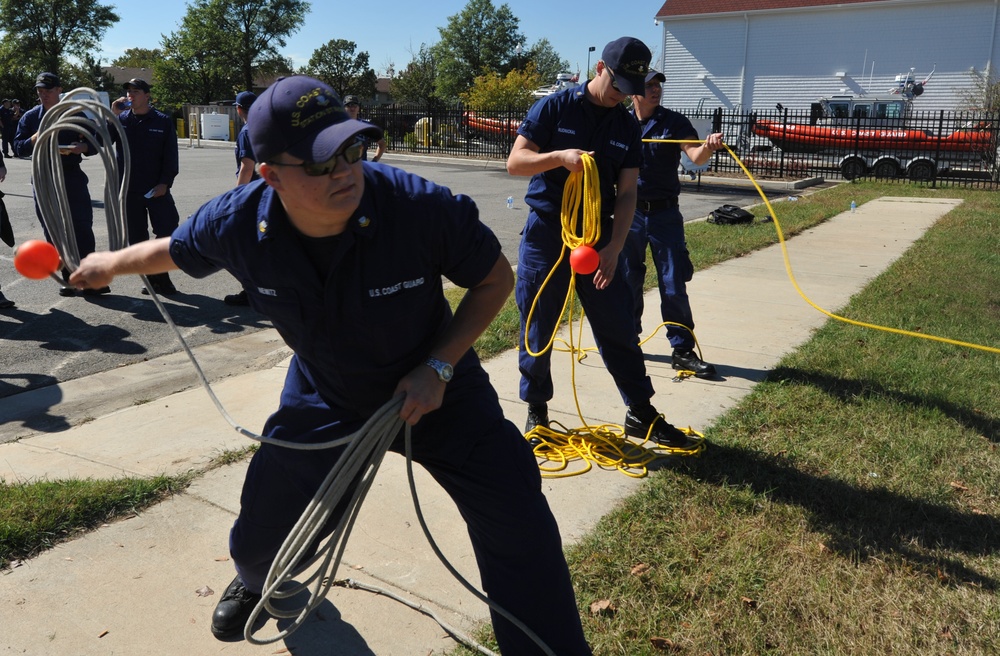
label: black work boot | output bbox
[671,349,717,379]
[524,403,549,434]
[211,575,262,639]
[624,403,696,449]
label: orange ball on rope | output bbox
[14,240,61,280]
[569,245,599,275]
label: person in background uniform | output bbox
[69,75,592,656]
[13,72,106,297]
[0,149,12,309]
[620,69,723,379]
[113,77,181,295]
[343,95,385,162]
[506,37,696,448]
[1,99,15,157]
[223,90,259,307]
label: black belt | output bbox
[636,197,678,212]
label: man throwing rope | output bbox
[506,37,696,448]
[70,75,591,655]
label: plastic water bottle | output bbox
[506,196,514,209]
[850,200,856,213]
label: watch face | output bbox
[440,364,454,382]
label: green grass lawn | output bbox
[452,180,1000,655]
[4,179,998,655]
[566,183,1000,655]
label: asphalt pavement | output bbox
[0,184,965,654]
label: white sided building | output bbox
[653,0,1000,113]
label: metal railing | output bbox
[363,102,1000,189]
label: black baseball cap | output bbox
[123,78,151,92]
[343,95,360,105]
[248,76,381,164]
[601,37,651,95]
[35,72,61,89]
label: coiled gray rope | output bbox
[34,90,554,655]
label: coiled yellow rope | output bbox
[522,153,704,475]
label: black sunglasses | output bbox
[268,139,365,176]
[604,63,621,92]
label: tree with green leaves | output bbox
[391,44,439,105]
[431,0,524,101]
[524,38,570,83]
[111,48,164,69]
[0,0,118,78]
[154,0,305,111]
[223,0,310,92]
[461,63,543,111]
[301,39,377,100]
[156,0,236,109]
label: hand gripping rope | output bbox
[522,153,706,478]
[32,90,555,655]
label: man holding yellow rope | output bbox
[507,37,696,449]
[621,69,724,379]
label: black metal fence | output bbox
[366,102,1000,190]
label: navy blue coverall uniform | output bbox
[168,164,591,655]
[514,83,654,407]
[620,105,698,350]
[114,107,180,244]
[14,105,97,259]
[234,122,258,181]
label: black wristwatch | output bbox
[424,356,454,383]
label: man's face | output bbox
[37,86,61,110]
[635,79,663,111]
[592,61,627,107]
[126,87,150,111]
[263,142,366,231]
[344,103,359,119]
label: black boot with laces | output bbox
[624,403,696,449]
[211,575,262,639]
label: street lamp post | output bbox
[586,46,596,79]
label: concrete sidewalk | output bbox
[0,197,961,655]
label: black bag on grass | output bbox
[707,204,754,225]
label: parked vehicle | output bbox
[531,72,578,98]
[750,68,999,180]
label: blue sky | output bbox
[98,1,665,79]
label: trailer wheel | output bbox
[872,159,899,179]
[841,157,867,180]
[907,160,935,182]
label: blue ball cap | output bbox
[235,91,257,108]
[601,37,652,95]
[248,76,382,164]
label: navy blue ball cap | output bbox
[35,72,61,89]
[123,78,151,92]
[235,91,257,108]
[646,69,666,84]
[248,76,382,164]
[601,37,651,95]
